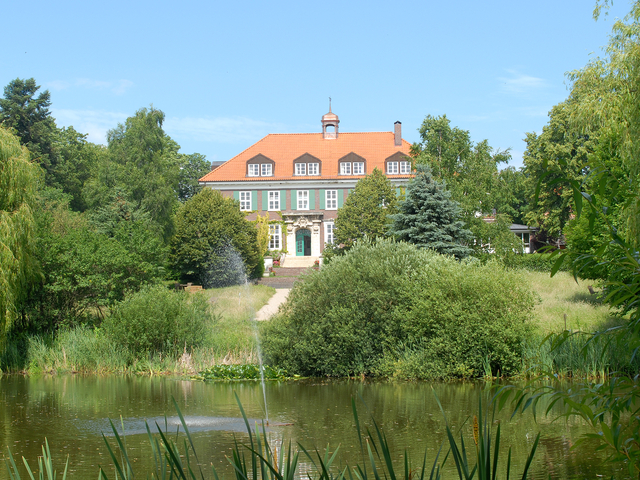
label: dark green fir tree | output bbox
[389,164,472,258]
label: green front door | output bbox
[296,229,311,256]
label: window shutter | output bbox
[319,189,325,209]
[251,191,258,211]
[291,190,297,210]
[337,189,344,208]
[309,189,315,209]
[262,191,268,211]
[280,190,287,210]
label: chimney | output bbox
[394,121,402,146]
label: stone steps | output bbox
[282,256,318,268]
[258,266,315,288]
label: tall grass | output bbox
[1,284,275,375]
[522,271,634,378]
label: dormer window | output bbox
[339,152,366,176]
[385,152,411,175]
[293,153,322,176]
[246,154,275,177]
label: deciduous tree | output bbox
[334,168,397,248]
[0,127,41,340]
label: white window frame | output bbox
[308,163,319,175]
[268,191,280,211]
[297,190,309,210]
[340,162,351,175]
[324,221,335,245]
[295,163,306,176]
[261,163,273,176]
[269,224,281,250]
[325,190,337,210]
[353,162,364,175]
[248,164,259,177]
[239,191,251,211]
[399,161,411,174]
[387,161,399,174]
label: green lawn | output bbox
[527,271,619,334]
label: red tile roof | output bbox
[199,132,412,183]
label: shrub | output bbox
[104,285,215,358]
[262,238,535,379]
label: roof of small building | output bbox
[199,131,413,183]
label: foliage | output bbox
[254,213,271,257]
[468,214,524,259]
[177,152,210,202]
[412,114,511,220]
[84,106,180,241]
[492,166,528,225]
[0,78,58,178]
[334,168,398,248]
[50,126,105,212]
[23,194,163,331]
[196,364,289,380]
[103,285,215,358]
[262,238,534,378]
[498,3,640,476]
[389,164,473,259]
[0,127,41,342]
[170,188,262,286]
[522,101,596,242]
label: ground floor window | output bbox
[324,222,335,245]
[269,224,281,249]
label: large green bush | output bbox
[262,239,535,379]
[104,285,215,358]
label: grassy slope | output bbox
[528,271,617,334]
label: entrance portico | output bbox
[285,213,323,257]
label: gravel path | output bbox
[255,289,291,320]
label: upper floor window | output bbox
[261,164,273,176]
[387,162,399,175]
[326,190,337,210]
[297,190,309,210]
[353,162,365,175]
[399,161,411,174]
[268,191,280,211]
[248,164,260,177]
[295,163,306,176]
[339,163,351,175]
[308,163,319,175]
[239,191,251,211]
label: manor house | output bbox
[199,109,412,258]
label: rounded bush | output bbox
[104,285,214,358]
[261,239,535,379]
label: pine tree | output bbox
[389,164,472,258]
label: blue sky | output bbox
[1,1,630,168]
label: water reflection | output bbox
[0,376,629,479]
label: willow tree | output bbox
[0,127,41,341]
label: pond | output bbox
[0,375,626,479]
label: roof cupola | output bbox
[322,98,339,139]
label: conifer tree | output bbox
[389,164,472,258]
